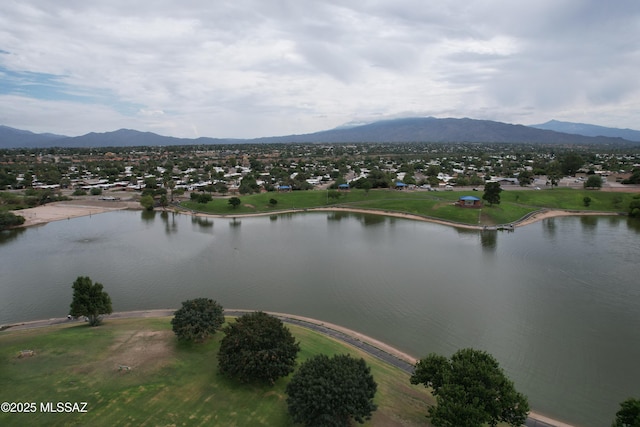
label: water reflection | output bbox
[543,218,556,238]
[229,218,241,228]
[357,214,387,227]
[480,230,497,251]
[0,227,26,245]
[160,211,178,234]
[627,217,640,233]
[191,216,213,228]
[141,210,155,223]
[580,215,598,231]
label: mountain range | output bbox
[1,117,639,149]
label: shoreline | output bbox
[2,308,574,427]
[14,199,622,231]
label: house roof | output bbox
[459,196,481,201]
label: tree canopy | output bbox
[612,398,640,427]
[286,354,377,427]
[584,175,603,189]
[218,311,300,383]
[0,211,25,230]
[69,276,113,326]
[482,182,502,206]
[410,348,529,427]
[228,196,241,209]
[171,298,225,342]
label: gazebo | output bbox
[457,195,482,208]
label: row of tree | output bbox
[68,277,639,426]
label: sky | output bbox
[1,1,639,139]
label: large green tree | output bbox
[482,182,502,206]
[228,197,241,209]
[171,298,225,342]
[286,354,377,427]
[561,152,584,176]
[0,211,25,230]
[218,311,299,384]
[410,348,529,427]
[584,175,603,189]
[69,276,113,326]
[612,398,640,427]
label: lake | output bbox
[1,210,638,426]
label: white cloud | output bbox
[0,0,639,138]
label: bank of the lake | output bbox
[0,316,437,426]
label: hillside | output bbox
[531,119,640,142]
[1,117,639,148]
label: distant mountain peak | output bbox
[531,120,640,142]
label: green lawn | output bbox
[0,317,433,426]
[181,187,639,226]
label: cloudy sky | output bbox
[1,1,638,138]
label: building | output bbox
[456,195,482,208]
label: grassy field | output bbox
[181,187,639,226]
[0,317,434,427]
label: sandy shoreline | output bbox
[14,198,622,230]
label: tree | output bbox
[410,348,529,427]
[218,311,300,384]
[286,354,377,427]
[583,196,592,207]
[482,182,502,206]
[629,196,640,218]
[584,175,602,189]
[517,170,533,187]
[69,276,113,326]
[140,194,154,211]
[269,198,278,207]
[228,197,241,209]
[171,298,225,342]
[612,398,640,427]
[561,152,584,176]
[0,211,25,230]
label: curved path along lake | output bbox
[1,210,639,426]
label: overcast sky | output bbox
[1,1,638,138]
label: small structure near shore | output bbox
[456,195,482,208]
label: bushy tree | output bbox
[228,197,241,209]
[0,211,25,230]
[171,298,225,342]
[482,182,502,206]
[584,175,603,189]
[612,398,640,427]
[517,170,533,186]
[561,152,584,176]
[140,194,154,211]
[286,354,377,427]
[218,311,299,384]
[69,276,113,326]
[629,196,640,218]
[410,348,529,427]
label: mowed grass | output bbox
[0,317,434,427]
[181,187,639,226]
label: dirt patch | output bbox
[243,203,255,209]
[105,329,175,373]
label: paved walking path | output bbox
[2,309,573,427]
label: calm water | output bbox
[1,211,639,426]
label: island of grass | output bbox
[181,187,638,227]
[0,317,433,426]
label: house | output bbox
[456,195,482,208]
